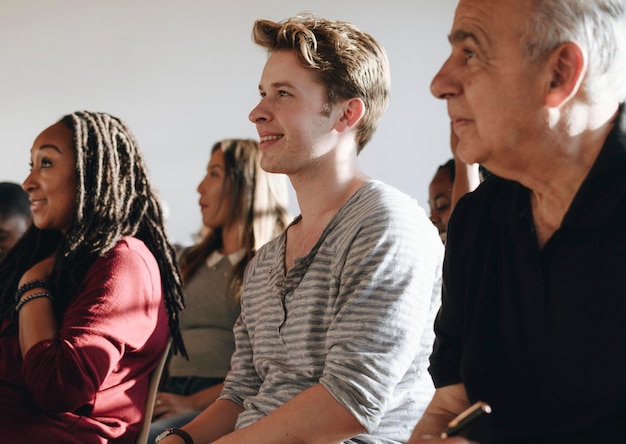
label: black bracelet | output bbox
[154,428,194,444]
[15,292,54,313]
[15,279,50,302]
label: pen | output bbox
[440,401,492,439]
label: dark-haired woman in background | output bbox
[0,111,186,443]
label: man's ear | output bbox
[334,98,365,132]
[545,41,587,108]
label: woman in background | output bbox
[149,138,290,441]
[428,158,456,243]
[0,111,186,443]
[429,124,485,243]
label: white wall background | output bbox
[0,0,457,246]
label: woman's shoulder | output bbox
[91,236,158,275]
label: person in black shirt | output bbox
[409,0,626,443]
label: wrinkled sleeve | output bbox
[320,197,442,432]
[21,247,160,412]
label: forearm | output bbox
[189,383,224,411]
[157,398,243,443]
[18,296,58,358]
[409,383,471,440]
[161,384,366,444]
[153,383,225,419]
[409,411,457,440]
[17,272,58,358]
[213,384,364,444]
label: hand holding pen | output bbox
[407,401,492,443]
[441,401,491,439]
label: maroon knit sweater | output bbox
[0,237,169,443]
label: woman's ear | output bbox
[334,98,365,133]
[545,41,587,108]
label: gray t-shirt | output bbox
[220,180,444,443]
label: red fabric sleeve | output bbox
[21,237,167,414]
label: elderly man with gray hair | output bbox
[409,0,626,443]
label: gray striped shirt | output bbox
[220,180,443,443]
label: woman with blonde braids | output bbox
[0,111,186,443]
[149,138,290,442]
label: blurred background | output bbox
[0,0,457,246]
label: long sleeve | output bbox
[221,181,443,443]
[0,237,169,443]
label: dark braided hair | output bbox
[0,111,187,357]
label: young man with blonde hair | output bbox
[156,14,443,444]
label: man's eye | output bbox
[463,48,476,60]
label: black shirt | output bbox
[429,106,626,443]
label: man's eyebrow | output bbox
[258,81,296,90]
[448,30,481,46]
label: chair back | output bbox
[135,338,171,444]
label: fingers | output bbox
[152,393,192,419]
[152,395,169,419]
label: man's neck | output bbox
[284,164,367,273]
[526,103,620,247]
[292,167,368,227]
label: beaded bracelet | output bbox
[15,279,50,303]
[15,292,54,313]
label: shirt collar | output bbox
[205,249,246,268]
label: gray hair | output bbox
[523,0,626,102]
